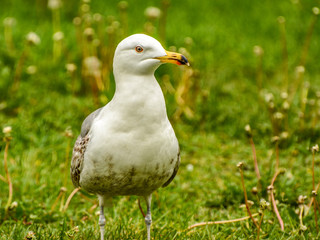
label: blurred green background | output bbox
[1,0,320,239]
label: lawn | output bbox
[1,0,320,239]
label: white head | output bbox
[113,34,189,77]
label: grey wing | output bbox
[70,135,89,187]
[80,107,103,137]
[70,107,103,187]
[162,150,180,188]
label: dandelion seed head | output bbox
[312,144,319,152]
[93,39,100,47]
[298,195,307,204]
[118,1,129,10]
[145,7,161,20]
[83,28,95,41]
[267,185,274,191]
[280,92,288,99]
[10,201,18,208]
[295,65,305,75]
[277,16,285,24]
[236,162,244,168]
[66,63,77,73]
[251,187,258,195]
[260,198,270,209]
[184,37,193,46]
[302,98,307,104]
[84,56,101,75]
[24,231,36,240]
[26,65,37,75]
[264,93,274,103]
[73,17,82,26]
[186,163,194,172]
[312,7,320,15]
[93,13,103,22]
[247,200,254,206]
[64,126,74,138]
[3,17,16,27]
[282,101,290,110]
[253,45,263,56]
[106,26,114,34]
[48,0,62,10]
[26,32,41,46]
[81,4,90,13]
[244,124,251,133]
[3,126,12,134]
[273,112,284,120]
[268,102,275,109]
[53,31,64,42]
[271,136,279,143]
[280,132,289,139]
[298,111,304,118]
[300,225,307,231]
[112,21,120,29]
[308,99,315,106]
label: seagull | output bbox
[70,34,189,240]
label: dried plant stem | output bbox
[63,187,80,212]
[306,182,320,215]
[269,170,284,231]
[270,189,284,231]
[312,150,316,191]
[0,174,7,182]
[314,197,319,232]
[257,211,265,240]
[250,138,261,180]
[4,21,15,54]
[4,141,13,213]
[187,213,260,230]
[299,204,305,227]
[138,198,146,218]
[239,166,259,229]
[278,17,288,92]
[51,190,64,212]
[60,138,71,210]
[12,48,28,92]
[159,0,170,43]
[300,11,318,66]
[312,150,319,232]
[255,53,263,92]
[275,142,279,170]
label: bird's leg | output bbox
[98,196,106,240]
[144,194,152,240]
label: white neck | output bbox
[106,72,168,128]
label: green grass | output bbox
[1,0,320,239]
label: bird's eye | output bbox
[135,45,144,53]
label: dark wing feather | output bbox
[70,107,103,187]
[162,150,180,188]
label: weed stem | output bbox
[238,163,259,229]
[269,170,285,231]
[63,187,80,212]
[250,138,261,180]
[187,213,260,230]
[4,141,13,214]
[256,210,265,240]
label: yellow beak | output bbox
[155,50,190,66]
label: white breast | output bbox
[79,75,179,196]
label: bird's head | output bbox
[113,34,189,76]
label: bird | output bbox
[70,33,189,240]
